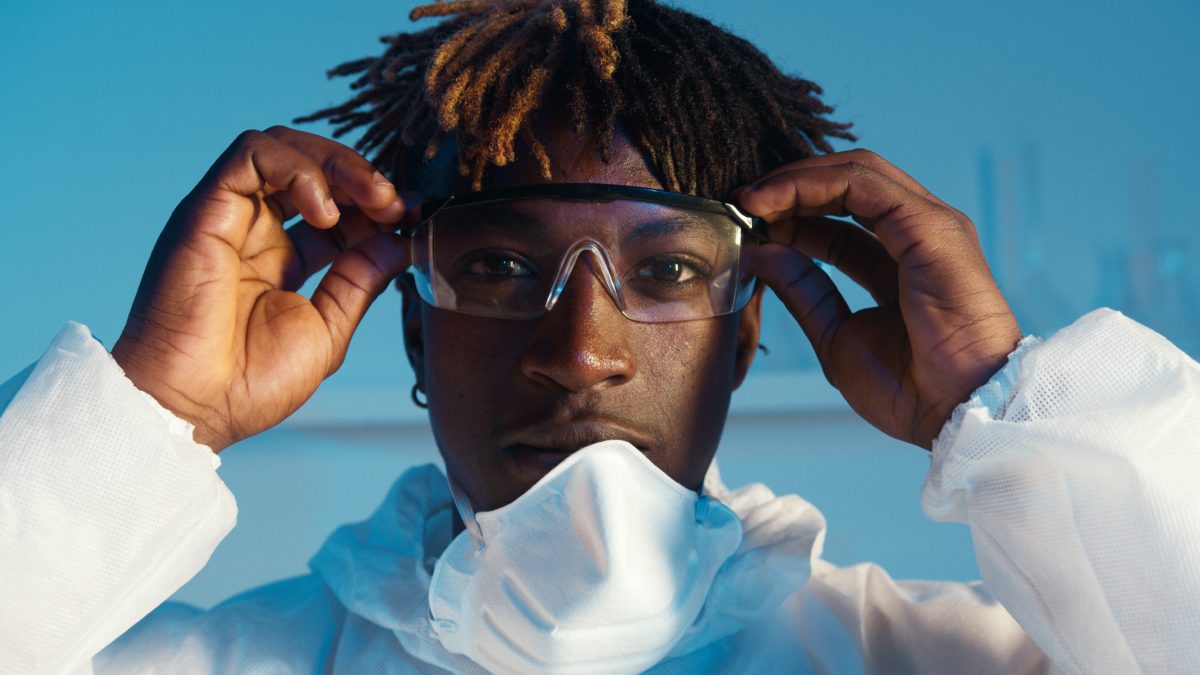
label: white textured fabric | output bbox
[922,308,1200,673]
[0,322,237,675]
[0,309,1196,673]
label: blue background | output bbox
[2,1,1198,605]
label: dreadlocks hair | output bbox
[296,0,855,198]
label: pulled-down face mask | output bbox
[428,440,744,675]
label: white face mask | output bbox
[428,440,744,675]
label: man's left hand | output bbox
[736,149,1022,449]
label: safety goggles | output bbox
[407,183,765,323]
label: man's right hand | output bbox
[112,127,415,452]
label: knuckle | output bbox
[333,150,374,179]
[956,215,979,237]
[322,155,345,182]
[935,208,972,234]
[298,169,329,194]
[262,125,294,139]
[231,129,265,154]
[847,148,883,165]
[844,160,870,177]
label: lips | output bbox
[504,444,578,478]
[501,420,652,481]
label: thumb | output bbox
[753,242,851,386]
[310,231,410,375]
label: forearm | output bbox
[923,309,1200,674]
[0,323,236,674]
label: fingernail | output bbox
[324,197,340,219]
[372,171,393,187]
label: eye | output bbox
[635,257,704,284]
[465,253,535,278]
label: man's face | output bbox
[403,124,762,511]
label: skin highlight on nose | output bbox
[523,257,638,393]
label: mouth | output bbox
[501,421,651,480]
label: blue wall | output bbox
[3,0,1198,379]
[2,0,1198,605]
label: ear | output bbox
[396,273,426,387]
[732,285,765,390]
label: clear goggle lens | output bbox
[408,185,762,323]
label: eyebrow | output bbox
[441,203,721,243]
[447,204,552,236]
[625,216,721,245]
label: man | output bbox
[1,1,1198,672]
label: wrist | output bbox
[111,335,226,452]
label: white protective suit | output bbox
[0,308,1198,674]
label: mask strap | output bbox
[701,457,728,500]
[446,474,484,545]
[690,458,726,523]
[702,458,717,494]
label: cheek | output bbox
[634,316,741,486]
[426,315,522,385]
[421,311,526,446]
[638,316,740,404]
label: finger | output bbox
[284,207,403,291]
[270,187,420,231]
[266,191,299,223]
[262,126,403,224]
[752,242,852,386]
[310,232,411,374]
[738,163,982,272]
[189,130,343,234]
[767,216,900,305]
[283,191,422,290]
[737,148,952,210]
[355,190,423,228]
[330,185,404,224]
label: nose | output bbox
[520,253,637,392]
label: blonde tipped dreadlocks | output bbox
[297,0,854,196]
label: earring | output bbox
[411,383,429,409]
